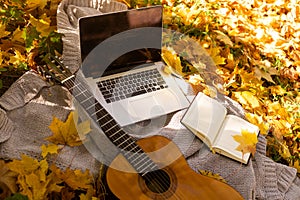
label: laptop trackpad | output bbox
[130,96,164,118]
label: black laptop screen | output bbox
[79,6,163,78]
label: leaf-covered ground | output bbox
[159,0,300,174]
[0,0,299,199]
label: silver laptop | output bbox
[79,5,189,127]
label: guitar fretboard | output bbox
[62,74,158,174]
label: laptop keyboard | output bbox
[97,68,168,103]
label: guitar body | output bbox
[107,135,244,200]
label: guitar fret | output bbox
[112,134,129,144]
[91,107,104,117]
[105,124,118,133]
[96,113,108,123]
[136,157,153,172]
[61,75,75,84]
[101,118,114,128]
[125,148,143,159]
[130,152,146,164]
[140,163,158,176]
[74,89,88,98]
[117,137,132,148]
[86,102,98,111]
[68,82,80,91]
[149,162,158,170]
[109,129,122,138]
[80,99,95,111]
[122,142,139,153]
[80,95,93,104]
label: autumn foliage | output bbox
[159,0,300,174]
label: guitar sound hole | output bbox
[143,169,171,194]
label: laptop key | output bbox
[131,89,147,97]
[104,94,112,99]
[101,90,110,95]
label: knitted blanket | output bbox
[0,0,299,199]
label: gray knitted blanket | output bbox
[0,0,299,199]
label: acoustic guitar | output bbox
[40,56,244,199]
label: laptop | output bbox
[79,5,189,127]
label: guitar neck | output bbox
[62,74,158,174]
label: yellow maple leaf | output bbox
[25,0,47,11]
[279,141,292,159]
[269,85,287,96]
[7,155,63,198]
[233,129,258,156]
[236,67,263,87]
[29,14,54,37]
[41,143,62,158]
[0,22,10,39]
[293,160,300,173]
[46,111,91,147]
[8,154,48,182]
[208,47,226,66]
[19,169,62,200]
[245,113,270,135]
[9,50,26,65]
[24,173,48,200]
[50,165,92,190]
[161,47,184,76]
[232,91,261,111]
[0,160,17,199]
[7,154,41,175]
[12,27,25,43]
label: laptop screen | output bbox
[79,6,163,78]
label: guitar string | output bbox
[62,74,182,199]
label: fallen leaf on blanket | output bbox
[46,111,91,147]
[7,154,62,199]
[199,170,227,183]
[41,143,62,158]
[233,129,258,156]
[0,160,18,199]
[50,165,92,190]
[7,154,43,175]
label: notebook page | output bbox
[182,93,227,144]
[213,115,259,162]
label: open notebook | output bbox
[181,92,260,164]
